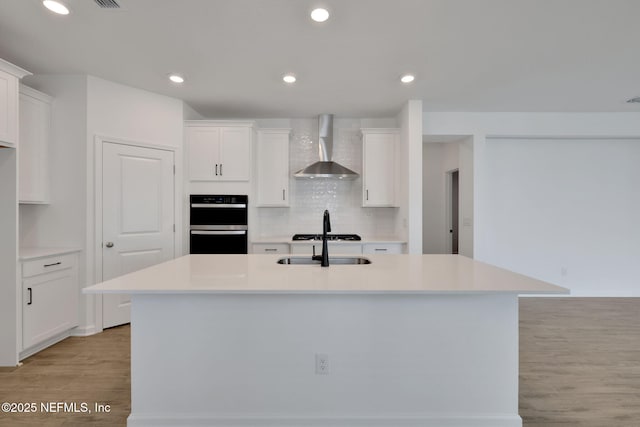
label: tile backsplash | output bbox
[254,117,399,238]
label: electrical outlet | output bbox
[315,353,329,375]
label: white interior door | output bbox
[102,142,174,328]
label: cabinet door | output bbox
[363,131,397,207]
[0,69,18,147]
[257,130,290,206]
[22,267,78,350]
[252,243,290,254]
[19,87,51,203]
[362,243,403,254]
[187,127,220,181]
[219,127,251,181]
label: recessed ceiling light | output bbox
[43,0,70,15]
[400,74,415,84]
[169,74,184,84]
[310,8,330,23]
[283,74,297,84]
[627,97,640,103]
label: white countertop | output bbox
[84,254,568,295]
[19,246,82,261]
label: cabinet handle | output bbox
[366,189,369,201]
[44,261,61,267]
[374,248,388,252]
[283,189,286,200]
[215,164,218,176]
[264,248,278,252]
[27,287,32,305]
[220,163,223,176]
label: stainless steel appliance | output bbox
[189,195,248,254]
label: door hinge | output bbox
[173,224,176,232]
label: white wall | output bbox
[484,138,640,296]
[423,112,640,296]
[0,148,18,366]
[397,100,423,254]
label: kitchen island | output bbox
[85,254,568,427]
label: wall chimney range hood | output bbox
[294,114,359,179]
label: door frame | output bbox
[444,168,459,255]
[93,135,181,332]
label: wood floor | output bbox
[0,298,638,426]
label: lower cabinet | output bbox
[21,252,78,353]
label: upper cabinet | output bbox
[0,59,31,148]
[19,85,52,204]
[361,128,399,207]
[256,128,290,207]
[185,121,254,181]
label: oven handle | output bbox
[190,203,247,208]
[191,230,247,235]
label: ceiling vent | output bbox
[94,0,120,8]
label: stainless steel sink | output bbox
[277,256,372,265]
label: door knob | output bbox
[105,242,114,248]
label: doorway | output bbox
[99,141,175,328]
[447,169,459,254]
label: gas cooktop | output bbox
[292,234,362,241]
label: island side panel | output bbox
[128,293,520,427]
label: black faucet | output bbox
[311,210,331,266]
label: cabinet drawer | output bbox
[22,254,76,278]
[362,243,403,254]
[252,243,290,254]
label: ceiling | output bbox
[0,0,639,118]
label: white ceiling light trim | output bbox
[400,74,415,83]
[43,0,70,15]
[169,74,185,84]
[283,74,297,84]
[310,8,330,23]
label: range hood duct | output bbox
[294,114,359,179]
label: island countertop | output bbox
[84,254,568,295]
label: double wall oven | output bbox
[189,195,248,254]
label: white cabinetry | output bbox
[21,252,79,355]
[252,243,290,254]
[256,129,290,207]
[362,243,404,254]
[291,243,363,255]
[0,59,30,147]
[361,128,399,207]
[185,121,253,181]
[19,85,52,204]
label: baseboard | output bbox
[19,330,71,361]
[127,414,522,427]
[70,324,98,337]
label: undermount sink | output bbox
[277,256,372,265]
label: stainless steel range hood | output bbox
[294,114,359,179]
